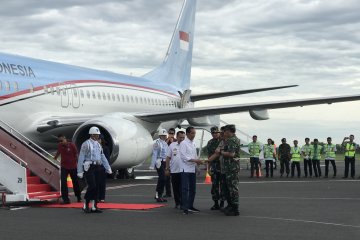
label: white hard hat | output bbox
[158,129,167,136]
[89,126,101,135]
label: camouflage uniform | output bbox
[206,138,221,201]
[223,135,241,214]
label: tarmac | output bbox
[1,163,359,240]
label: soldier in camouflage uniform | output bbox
[222,125,240,216]
[206,126,222,210]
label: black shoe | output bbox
[82,207,91,213]
[210,203,220,210]
[183,210,189,215]
[224,209,240,216]
[77,197,82,203]
[62,199,71,204]
[91,208,103,213]
[155,197,167,202]
[219,201,224,209]
[188,207,200,213]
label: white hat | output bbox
[158,129,167,136]
[89,126,101,135]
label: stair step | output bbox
[27,184,51,193]
[27,176,41,184]
[28,191,61,201]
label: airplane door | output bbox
[71,85,80,108]
[61,86,69,108]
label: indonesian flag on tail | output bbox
[179,31,189,51]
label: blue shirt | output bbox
[77,138,111,174]
[150,138,169,168]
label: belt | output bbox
[86,161,102,165]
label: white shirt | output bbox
[179,137,197,173]
[167,142,182,173]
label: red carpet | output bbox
[39,202,165,210]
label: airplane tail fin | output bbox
[142,0,196,91]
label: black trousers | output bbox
[325,160,337,177]
[291,161,301,177]
[303,159,312,177]
[97,166,107,200]
[84,165,102,201]
[250,157,260,177]
[170,173,181,206]
[312,160,321,177]
[344,156,355,178]
[60,168,81,201]
[265,160,274,177]
[156,161,166,197]
[280,159,290,176]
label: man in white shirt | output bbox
[179,127,203,214]
[165,131,185,208]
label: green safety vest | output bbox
[248,141,261,157]
[301,144,311,157]
[310,144,322,160]
[291,147,301,162]
[324,144,336,159]
[264,144,274,159]
[344,143,356,157]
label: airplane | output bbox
[1,0,360,178]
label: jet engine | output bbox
[72,113,154,169]
[249,109,269,120]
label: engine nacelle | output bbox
[249,109,269,120]
[187,115,220,126]
[73,113,154,169]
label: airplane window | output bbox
[102,92,106,100]
[131,96,134,103]
[13,82,19,91]
[5,81,10,91]
[86,90,90,98]
[80,89,84,98]
[56,87,60,95]
[97,92,101,99]
[73,89,78,97]
[112,93,115,101]
[92,91,96,99]
[107,93,111,101]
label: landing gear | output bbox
[115,168,135,179]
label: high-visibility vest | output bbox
[263,144,274,159]
[301,144,311,157]
[291,147,301,162]
[324,144,336,159]
[344,143,356,157]
[248,141,261,157]
[310,144,321,160]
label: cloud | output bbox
[1,0,360,143]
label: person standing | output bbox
[206,126,222,210]
[278,138,291,177]
[165,131,185,209]
[98,135,110,202]
[220,124,241,216]
[324,137,337,178]
[77,127,112,213]
[301,138,312,178]
[263,138,275,178]
[150,129,169,202]
[164,128,177,197]
[342,135,358,179]
[290,140,301,178]
[248,135,262,178]
[54,134,82,204]
[179,126,203,214]
[310,138,322,178]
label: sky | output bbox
[1,0,360,145]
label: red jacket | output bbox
[55,142,78,169]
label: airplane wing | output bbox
[190,85,298,102]
[134,94,360,122]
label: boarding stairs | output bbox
[0,119,60,203]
